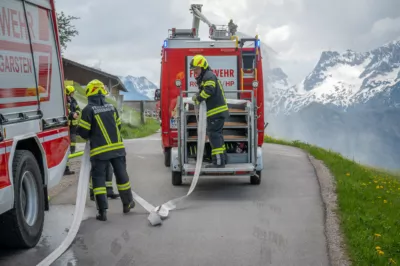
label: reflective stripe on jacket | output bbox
[77,95,125,160]
[195,69,229,119]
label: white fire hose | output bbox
[37,102,206,265]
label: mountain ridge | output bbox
[265,37,400,170]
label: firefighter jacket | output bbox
[195,69,229,119]
[67,96,81,127]
[77,95,126,160]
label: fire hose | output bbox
[37,101,206,265]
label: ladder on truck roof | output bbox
[239,36,260,90]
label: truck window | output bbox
[0,0,39,113]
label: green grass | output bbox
[70,82,160,140]
[264,135,400,265]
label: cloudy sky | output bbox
[56,0,400,85]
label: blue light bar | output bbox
[163,40,168,48]
[256,39,260,47]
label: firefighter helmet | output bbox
[65,85,75,96]
[85,79,108,97]
[190,55,208,70]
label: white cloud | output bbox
[56,0,400,85]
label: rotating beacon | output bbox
[158,4,266,185]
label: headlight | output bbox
[252,80,259,88]
[175,79,182,87]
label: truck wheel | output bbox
[164,148,171,167]
[0,150,45,248]
[250,171,262,185]
[172,171,182,186]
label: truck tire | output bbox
[164,148,171,167]
[250,171,262,185]
[172,171,182,186]
[0,150,45,249]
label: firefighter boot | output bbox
[96,210,107,221]
[205,154,226,168]
[64,165,75,175]
[95,194,108,221]
[119,190,135,214]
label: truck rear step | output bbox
[183,163,255,173]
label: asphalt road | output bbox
[0,135,329,266]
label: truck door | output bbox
[0,0,41,132]
[23,1,67,128]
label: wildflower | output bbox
[374,233,381,237]
[376,246,381,250]
[346,173,350,176]
[389,258,396,264]
[377,250,384,255]
[384,200,388,203]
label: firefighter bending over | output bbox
[191,55,229,168]
[77,79,135,221]
[89,162,119,201]
[65,85,81,175]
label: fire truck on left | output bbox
[0,0,70,249]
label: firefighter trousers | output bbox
[65,126,77,174]
[89,162,116,198]
[206,117,227,165]
[91,156,133,211]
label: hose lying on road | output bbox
[36,143,91,266]
[36,101,206,265]
[131,101,206,225]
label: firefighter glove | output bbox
[192,94,199,105]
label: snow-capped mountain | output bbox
[266,38,400,170]
[119,75,158,101]
[270,39,400,114]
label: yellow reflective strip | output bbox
[117,182,131,191]
[78,120,91,130]
[90,142,124,154]
[218,80,227,103]
[117,184,131,190]
[95,114,112,144]
[93,187,106,195]
[79,119,90,127]
[207,105,229,116]
[212,150,224,155]
[90,144,125,157]
[114,113,122,142]
[204,80,216,87]
[105,181,113,187]
[200,90,210,99]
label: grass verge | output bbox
[264,135,400,266]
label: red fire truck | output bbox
[159,4,266,184]
[0,0,70,248]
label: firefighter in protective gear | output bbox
[77,79,135,221]
[65,85,81,175]
[190,55,229,168]
[89,162,119,201]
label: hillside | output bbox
[71,82,159,138]
[119,75,158,101]
[265,39,400,170]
